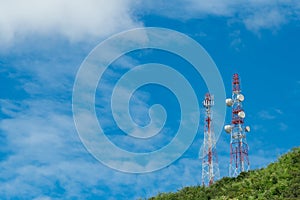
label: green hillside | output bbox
[149,147,300,200]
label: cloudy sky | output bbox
[1,1,300,199]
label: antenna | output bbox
[224,73,250,177]
[202,93,220,186]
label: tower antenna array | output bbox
[202,93,220,186]
[224,73,251,177]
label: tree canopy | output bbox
[148,147,300,200]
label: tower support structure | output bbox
[225,73,251,177]
[202,93,219,186]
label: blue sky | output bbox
[1,1,300,199]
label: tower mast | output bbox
[202,93,219,186]
[225,73,251,177]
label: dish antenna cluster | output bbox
[201,93,220,186]
[224,73,250,177]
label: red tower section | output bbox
[225,74,250,177]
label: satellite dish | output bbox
[238,111,246,118]
[224,125,232,133]
[237,94,244,102]
[245,126,250,132]
[226,98,233,106]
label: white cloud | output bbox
[185,0,238,16]
[0,98,205,199]
[138,0,300,32]
[294,80,300,96]
[1,0,298,47]
[249,147,288,169]
[258,108,284,120]
[0,0,141,45]
[0,99,100,198]
[279,122,288,131]
[230,30,243,51]
[252,124,267,133]
[258,110,276,120]
[243,8,286,32]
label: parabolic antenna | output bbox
[238,111,246,118]
[226,98,233,106]
[224,125,232,133]
[237,94,244,102]
[245,126,250,132]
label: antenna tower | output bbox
[202,93,219,186]
[224,73,251,177]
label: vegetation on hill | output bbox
[149,147,300,200]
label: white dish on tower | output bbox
[226,98,233,106]
[224,125,232,133]
[237,94,244,102]
[245,126,250,132]
[238,111,246,118]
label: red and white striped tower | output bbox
[224,73,251,177]
[202,93,219,186]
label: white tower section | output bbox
[201,93,220,186]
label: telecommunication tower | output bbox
[201,93,219,186]
[224,73,251,177]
